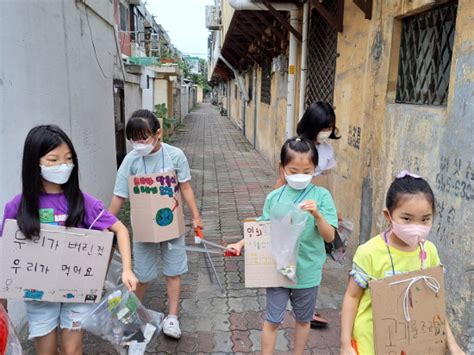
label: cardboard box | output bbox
[0,219,113,303]
[370,266,447,354]
[244,220,295,288]
[128,171,185,243]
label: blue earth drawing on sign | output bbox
[156,208,173,226]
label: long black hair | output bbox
[280,137,319,168]
[386,175,436,214]
[296,101,340,142]
[17,125,84,239]
[125,109,161,141]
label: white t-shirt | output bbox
[314,142,336,176]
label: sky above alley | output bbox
[146,0,214,59]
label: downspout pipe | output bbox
[298,2,309,120]
[229,0,298,11]
[285,8,299,139]
[219,54,250,102]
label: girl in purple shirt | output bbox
[0,125,138,355]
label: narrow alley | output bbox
[24,103,345,354]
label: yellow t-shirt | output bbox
[350,234,441,355]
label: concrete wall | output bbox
[227,64,289,168]
[330,0,473,343]
[154,78,169,109]
[0,1,124,209]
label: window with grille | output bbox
[261,61,271,105]
[396,2,457,106]
[305,2,338,107]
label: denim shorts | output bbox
[265,286,318,324]
[133,236,188,283]
[24,301,93,339]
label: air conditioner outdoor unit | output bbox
[205,5,221,30]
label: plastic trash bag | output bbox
[325,218,353,263]
[104,250,124,291]
[80,286,163,354]
[269,202,308,282]
[0,304,23,355]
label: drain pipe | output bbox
[298,2,309,120]
[252,67,258,147]
[229,0,297,11]
[285,8,299,138]
[219,55,249,102]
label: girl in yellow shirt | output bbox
[340,171,465,355]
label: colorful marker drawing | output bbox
[24,289,44,300]
[156,208,174,226]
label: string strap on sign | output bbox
[389,275,441,322]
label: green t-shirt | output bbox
[261,185,338,288]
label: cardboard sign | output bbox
[244,220,295,288]
[0,219,113,303]
[370,266,447,355]
[128,172,185,243]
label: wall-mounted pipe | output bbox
[298,2,309,120]
[285,8,299,139]
[219,54,249,102]
[229,0,298,11]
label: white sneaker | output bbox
[162,316,181,339]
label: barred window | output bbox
[261,61,271,105]
[305,2,338,107]
[396,2,457,106]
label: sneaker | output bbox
[162,316,181,339]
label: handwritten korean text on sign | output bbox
[0,220,113,303]
[244,220,295,288]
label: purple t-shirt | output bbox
[0,192,117,236]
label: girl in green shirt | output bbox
[228,137,338,355]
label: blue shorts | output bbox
[265,286,318,325]
[133,236,188,283]
[24,301,93,339]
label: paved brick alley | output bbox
[21,103,348,354]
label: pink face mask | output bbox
[391,220,431,246]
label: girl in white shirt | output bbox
[297,101,341,328]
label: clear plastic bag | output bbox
[80,286,163,354]
[269,202,308,282]
[104,250,124,291]
[0,304,24,355]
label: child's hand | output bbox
[122,269,139,292]
[299,200,321,218]
[192,216,203,229]
[226,240,244,256]
[340,345,358,355]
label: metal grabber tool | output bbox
[167,227,238,293]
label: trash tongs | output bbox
[194,227,239,257]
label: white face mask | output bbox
[40,164,74,184]
[285,173,313,190]
[132,142,155,156]
[317,131,332,144]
